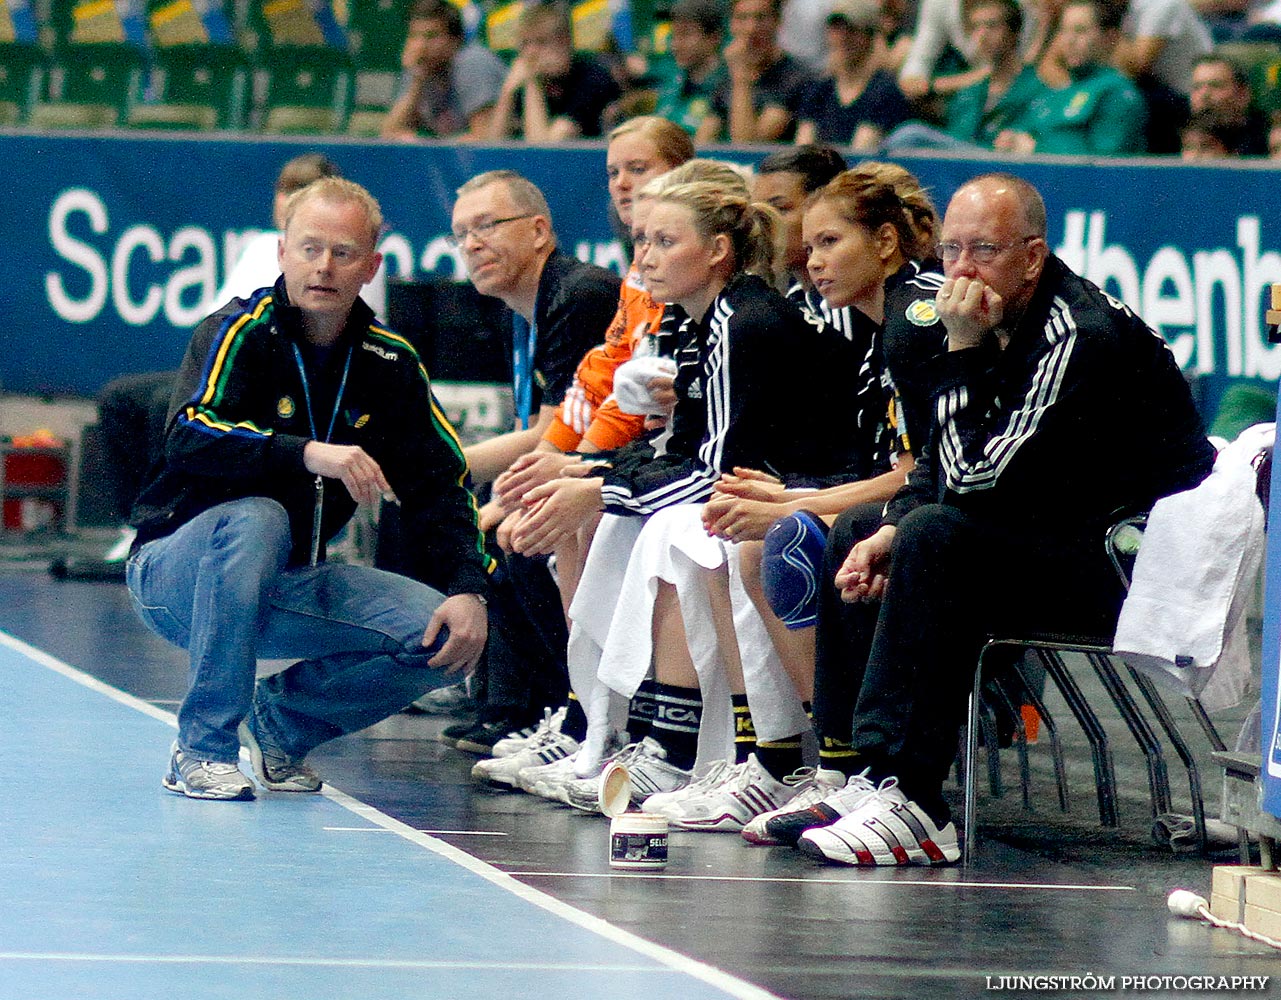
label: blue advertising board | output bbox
[2,134,1280,422]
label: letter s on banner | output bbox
[46,188,109,323]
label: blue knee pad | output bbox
[761,510,829,630]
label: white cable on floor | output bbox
[1167,889,1281,951]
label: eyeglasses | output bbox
[935,236,1037,263]
[446,214,534,248]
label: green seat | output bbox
[257,46,352,134]
[28,42,144,129]
[128,44,249,130]
[347,0,412,71]
[0,42,44,125]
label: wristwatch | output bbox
[467,592,488,606]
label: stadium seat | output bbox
[345,0,410,137]
[0,42,44,125]
[128,44,249,131]
[256,45,352,134]
[28,42,144,129]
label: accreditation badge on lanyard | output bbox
[511,314,538,431]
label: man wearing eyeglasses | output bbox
[781,172,1215,866]
[445,169,619,751]
[127,178,495,800]
[450,169,620,493]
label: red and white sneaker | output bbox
[796,778,960,866]
[741,766,846,845]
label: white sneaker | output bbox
[797,778,960,866]
[564,737,691,813]
[741,766,846,845]
[492,705,565,759]
[643,759,733,815]
[761,768,877,846]
[650,754,799,833]
[519,753,584,800]
[472,724,580,787]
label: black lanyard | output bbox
[292,341,353,566]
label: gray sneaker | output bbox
[163,742,255,800]
[238,716,323,793]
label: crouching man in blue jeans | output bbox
[127,177,494,800]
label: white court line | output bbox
[501,871,1136,891]
[0,953,656,972]
[323,827,510,836]
[0,630,783,1000]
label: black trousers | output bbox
[814,501,1124,822]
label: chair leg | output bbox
[1186,696,1227,752]
[977,701,1004,798]
[987,680,1032,810]
[963,667,983,867]
[1126,666,1209,853]
[1035,649,1119,826]
[1008,665,1070,812]
[1087,652,1172,818]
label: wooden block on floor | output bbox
[1211,866,1271,921]
[1245,872,1281,912]
[1243,903,1281,940]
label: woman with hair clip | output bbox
[508,164,872,813]
[641,162,946,839]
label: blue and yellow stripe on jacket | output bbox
[180,290,276,440]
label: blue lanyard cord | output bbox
[291,342,354,444]
[512,314,537,431]
[292,342,354,566]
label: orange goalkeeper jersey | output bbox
[542,265,665,452]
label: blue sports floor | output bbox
[0,632,777,1000]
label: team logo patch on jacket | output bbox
[906,299,938,326]
[277,396,295,418]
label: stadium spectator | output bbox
[780,0,836,72]
[1187,52,1269,152]
[944,0,1044,145]
[1180,105,1245,156]
[695,0,815,142]
[381,0,507,141]
[127,178,492,801]
[881,0,1042,152]
[795,0,913,150]
[653,0,728,136]
[1115,0,1213,95]
[995,0,1147,155]
[488,2,623,140]
[765,172,1214,866]
[898,0,984,110]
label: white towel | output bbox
[1113,424,1272,712]
[597,505,734,769]
[567,514,644,771]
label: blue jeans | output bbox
[126,497,451,762]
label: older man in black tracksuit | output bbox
[771,173,1215,865]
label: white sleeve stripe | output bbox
[602,298,734,515]
[939,301,1078,494]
